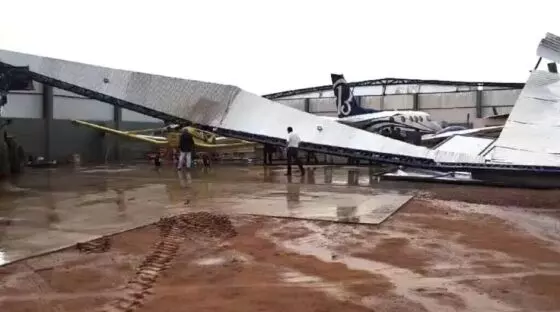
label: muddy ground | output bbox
[1,195,559,312]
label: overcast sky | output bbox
[1,0,559,94]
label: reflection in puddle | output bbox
[210,190,412,225]
[278,237,518,312]
[336,206,359,223]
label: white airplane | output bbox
[326,74,443,134]
[326,74,506,144]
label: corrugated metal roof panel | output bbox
[537,32,560,63]
[489,70,560,165]
[435,136,494,155]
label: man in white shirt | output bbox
[285,126,305,176]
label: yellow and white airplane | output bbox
[71,119,259,155]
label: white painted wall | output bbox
[384,94,414,110]
[419,92,477,109]
[309,98,336,113]
[53,97,113,121]
[3,93,42,118]
[361,96,382,110]
[482,89,521,107]
[275,99,306,111]
[121,108,163,123]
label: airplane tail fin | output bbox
[331,74,379,118]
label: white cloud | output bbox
[0,0,559,94]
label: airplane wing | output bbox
[71,119,168,144]
[319,113,394,127]
[71,119,258,149]
[422,125,504,143]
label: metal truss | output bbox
[264,77,525,100]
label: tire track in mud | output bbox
[101,212,236,312]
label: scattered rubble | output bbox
[76,237,111,253]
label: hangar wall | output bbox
[2,82,163,164]
[277,88,521,127]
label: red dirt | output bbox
[414,288,466,310]
[1,203,560,312]
[400,199,560,265]
[461,274,560,311]
[425,185,560,208]
[230,220,395,298]
[145,260,373,312]
[353,237,432,275]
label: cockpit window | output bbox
[426,116,431,121]
[409,116,414,121]
[418,116,423,122]
[414,116,419,122]
[401,116,406,122]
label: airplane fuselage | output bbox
[325,110,442,134]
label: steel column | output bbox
[412,93,419,110]
[42,84,53,160]
[380,84,386,110]
[112,105,122,161]
[475,90,482,118]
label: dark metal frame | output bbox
[264,77,525,100]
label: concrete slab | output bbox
[196,190,413,224]
[0,165,418,267]
[0,229,98,265]
[0,183,189,266]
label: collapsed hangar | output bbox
[0,32,558,181]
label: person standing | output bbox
[285,126,305,176]
[263,143,274,166]
[177,128,195,170]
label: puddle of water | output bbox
[80,168,135,174]
[280,271,322,283]
[278,268,358,305]
[194,257,227,266]
[441,200,560,251]
[272,234,519,312]
[209,191,412,225]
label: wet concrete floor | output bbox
[2,164,560,311]
[0,165,414,266]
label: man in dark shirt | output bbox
[177,128,195,170]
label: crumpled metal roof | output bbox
[0,48,486,166]
[487,70,560,166]
[537,32,560,63]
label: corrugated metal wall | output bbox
[4,84,520,124]
[3,83,164,163]
[4,87,163,123]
